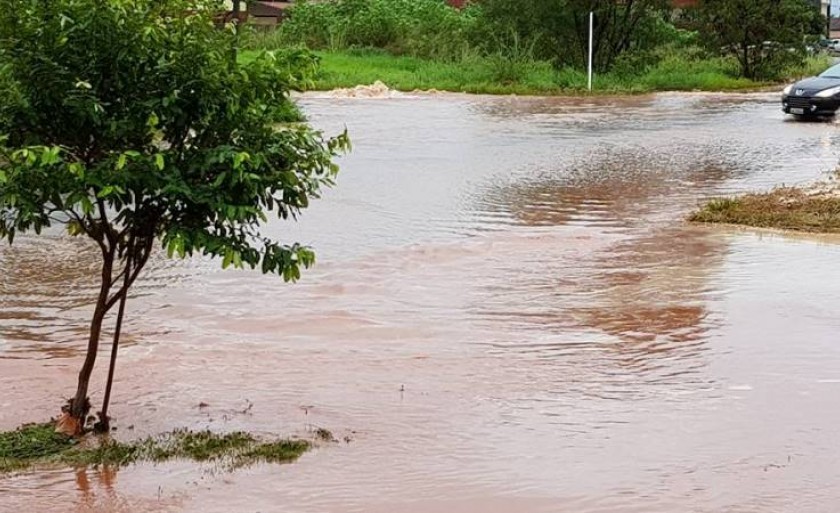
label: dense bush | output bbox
[0,65,23,129]
[261,0,480,60]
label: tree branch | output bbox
[96,195,116,248]
[69,209,107,254]
[104,235,153,311]
[109,263,129,289]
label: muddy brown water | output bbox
[3,92,840,513]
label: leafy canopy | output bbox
[477,0,671,72]
[693,0,821,80]
[0,0,348,280]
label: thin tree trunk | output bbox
[232,0,241,61]
[93,233,154,433]
[68,249,114,433]
[742,44,751,79]
[96,249,132,433]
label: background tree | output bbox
[693,0,822,79]
[0,0,348,434]
[477,0,671,72]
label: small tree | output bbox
[694,0,821,80]
[0,0,348,434]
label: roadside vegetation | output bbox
[251,47,802,95]
[690,187,840,233]
[0,423,310,473]
[242,0,830,95]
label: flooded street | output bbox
[4,92,840,512]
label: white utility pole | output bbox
[587,11,594,91]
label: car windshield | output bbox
[819,64,840,78]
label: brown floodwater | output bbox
[3,92,840,513]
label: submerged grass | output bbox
[0,424,310,474]
[0,423,76,472]
[690,188,840,233]
[240,48,830,96]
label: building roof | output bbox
[671,0,698,6]
[249,1,291,18]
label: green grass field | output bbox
[241,48,829,95]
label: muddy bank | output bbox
[691,171,840,233]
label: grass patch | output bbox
[309,49,563,95]
[241,49,828,96]
[0,423,76,472]
[690,188,840,233]
[0,424,310,474]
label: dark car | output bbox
[782,63,840,118]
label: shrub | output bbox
[264,0,479,61]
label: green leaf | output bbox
[233,152,249,170]
[155,154,165,170]
[67,220,83,236]
[41,147,60,165]
[79,197,94,216]
[68,162,85,177]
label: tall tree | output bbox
[695,0,821,79]
[479,0,670,72]
[0,0,348,434]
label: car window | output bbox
[819,64,840,78]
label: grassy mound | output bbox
[690,187,840,233]
[0,423,310,473]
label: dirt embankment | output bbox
[691,172,840,233]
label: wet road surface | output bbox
[3,92,840,512]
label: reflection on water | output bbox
[477,152,738,229]
[3,92,840,513]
